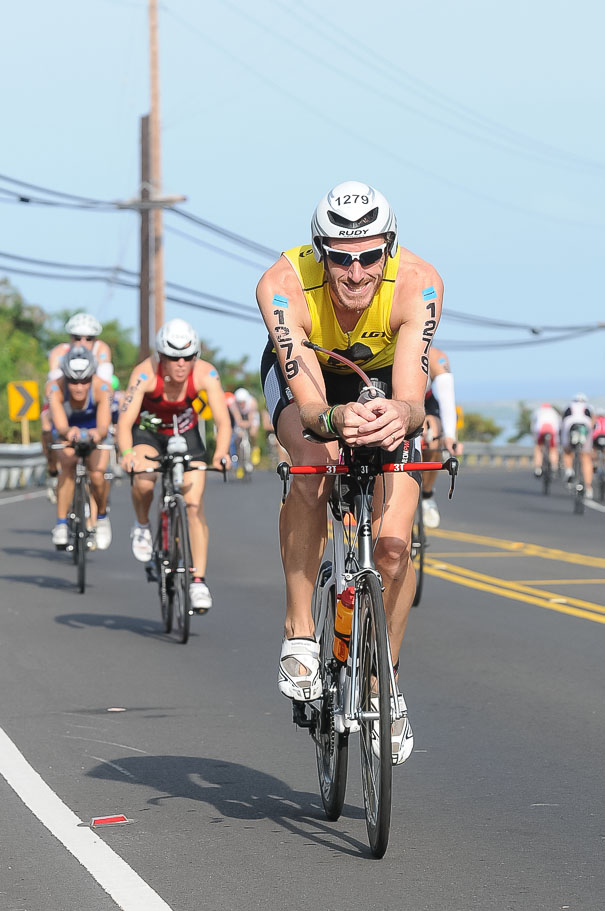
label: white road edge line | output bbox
[0,726,173,911]
[585,499,605,514]
[0,489,47,505]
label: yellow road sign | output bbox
[8,381,40,421]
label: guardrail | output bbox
[459,442,532,467]
[0,443,46,491]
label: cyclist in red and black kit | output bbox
[117,319,232,612]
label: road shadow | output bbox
[0,573,76,591]
[1,545,73,564]
[55,612,171,640]
[87,754,368,857]
[10,528,51,536]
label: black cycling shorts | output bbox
[261,341,421,482]
[132,424,207,461]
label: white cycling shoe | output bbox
[189,581,212,613]
[95,516,112,551]
[51,523,68,548]
[422,495,440,529]
[278,637,321,701]
[131,524,153,562]
[371,692,414,766]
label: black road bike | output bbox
[280,344,458,857]
[132,424,226,643]
[52,436,113,593]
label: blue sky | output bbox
[1,0,603,403]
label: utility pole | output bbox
[139,114,151,359]
[149,0,164,334]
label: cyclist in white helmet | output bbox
[42,313,113,503]
[233,386,261,470]
[561,393,595,496]
[117,318,232,612]
[257,180,444,765]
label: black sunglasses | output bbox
[323,243,387,268]
[67,378,91,385]
[163,353,196,362]
[71,335,95,342]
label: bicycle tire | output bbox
[573,452,584,515]
[599,470,605,503]
[542,460,551,495]
[74,480,87,594]
[154,518,172,633]
[412,499,425,607]
[170,496,192,644]
[357,572,392,858]
[313,562,349,821]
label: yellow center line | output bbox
[516,579,605,586]
[429,528,605,569]
[425,558,605,620]
[429,551,519,558]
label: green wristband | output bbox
[121,447,134,457]
[326,406,337,434]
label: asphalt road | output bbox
[1,466,604,911]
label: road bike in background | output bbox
[540,432,553,496]
[132,421,226,643]
[52,436,113,593]
[569,424,587,515]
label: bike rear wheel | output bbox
[542,458,552,495]
[170,496,192,643]
[573,452,584,515]
[412,498,425,607]
[313,561,349,821]
[357,572,392,858]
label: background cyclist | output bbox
[561,393,595,497]
[117,318,232,612]
[257,180,444,765]
[233,387,261,466]
[420,346,459,528]
[42,313,113,503]
[530,402,561,478]
[47,346,112,550]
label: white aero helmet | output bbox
[65,312,103,337]
[311,180,398,262]
[155,318,200,358]
[61,345,97,382]
[573,393,588,403]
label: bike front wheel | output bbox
[313,562,349,821]
[357,572,392,858]
[411,499,425,607]
[74,481,87,593]
[170,496,192,643]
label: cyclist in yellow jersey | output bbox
[258,181,444,765]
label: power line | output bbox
[169,208,278,259]
[165,224,268,270]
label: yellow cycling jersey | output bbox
[283,244,400,374]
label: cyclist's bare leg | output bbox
[581,452,594,488]
[87,449,110,515]
[181,467,208,575]
[41,409,58,475]
[56,450,77,519]
[372,472,420,664]
[277,403,338,639]
[533,443,543,470]
[130,443,159,523]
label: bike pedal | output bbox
[144,563,158,583]
[55,544,68,551]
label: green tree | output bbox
[0,283,48,442]
[458,411,503,443]
[507,400,532,443]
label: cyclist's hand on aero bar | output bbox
[332,401,382,448]
[212,451,231,471]
[354,398,411,451]
[66,427,81,444]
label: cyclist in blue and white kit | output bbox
[561,393,595,497]
[47,346,113,550]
